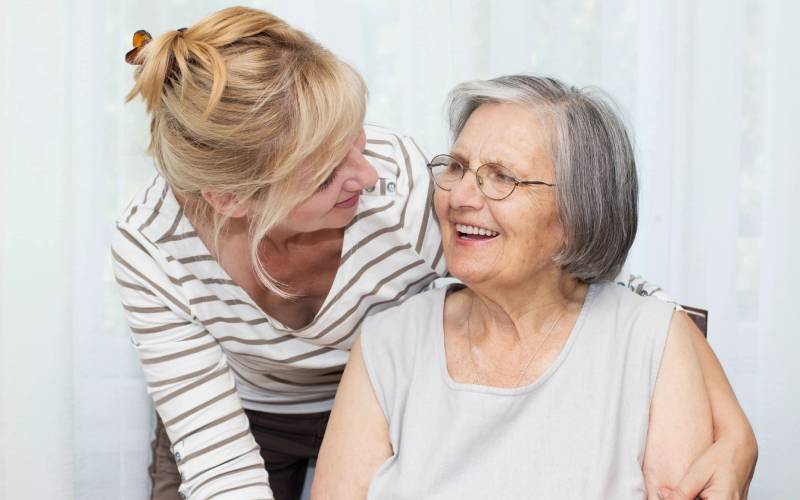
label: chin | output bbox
[445,238,499,267]
[444,260,491,286]
[317,212,356,231]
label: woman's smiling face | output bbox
[275,129,377,234]
[435,103,564,289]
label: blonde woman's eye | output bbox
[316,168,339,192]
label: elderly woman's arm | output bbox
[311,339,392,500]
[660,317,757,499]
[643,312,714,498]
[619,275,757,497]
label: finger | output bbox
[662,486,695,500]
[664,456,713,500]
[659,486,703,500]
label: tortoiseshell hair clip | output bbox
[125,29,152,65]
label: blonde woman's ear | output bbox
[201,189,250,218]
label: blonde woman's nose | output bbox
[343,151,378,192]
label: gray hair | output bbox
[447,75,637,283]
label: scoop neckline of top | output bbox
[161,176,357,334]
[435,282,601,396]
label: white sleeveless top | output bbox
[360,282,674,499]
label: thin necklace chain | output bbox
[466,302,567,387]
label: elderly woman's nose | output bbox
[342,150,378,192]
[448,169,484,207]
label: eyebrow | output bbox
[448,150,468,163]
[449,151,520,174]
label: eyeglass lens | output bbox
[428,155,518,200]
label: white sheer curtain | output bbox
[1,1,796,498]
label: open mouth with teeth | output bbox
[455,223,499,241]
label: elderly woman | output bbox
[313,75,751,499]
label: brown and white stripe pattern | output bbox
[111,125,446,498]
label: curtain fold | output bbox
[755,1,800,496]
[1,2,75,498]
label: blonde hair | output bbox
[126,6,367,297]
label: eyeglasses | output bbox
[427,154,556,201]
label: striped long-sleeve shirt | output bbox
[111,125,447,499]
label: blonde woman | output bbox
[114,7,755,500]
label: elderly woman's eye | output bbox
[488,166,517,184]
[498,174,516,184]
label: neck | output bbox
[261,225,344,256]
[465,266,588,343]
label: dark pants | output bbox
[149,409,330,500]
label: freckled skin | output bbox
[435,103,565,290]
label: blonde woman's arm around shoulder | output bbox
[312,337,393,500]
[643,311,714,499]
